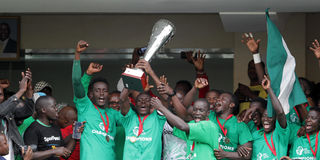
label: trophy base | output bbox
[121,68,147,92]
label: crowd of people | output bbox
[0,33,320,160]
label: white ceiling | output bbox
[0,0,320,13]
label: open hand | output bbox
[19,68,32,92]
[150,97,164,110]
[21,146,33,160]
[157,83,174,96]
[241,33,261,54]
[159,75,168,85]
[309,39,320,60]
[144,75,154,92]
[214,146,228,160]
[186,50,206,72]
[86,63,103,75]
[237,146,252,158]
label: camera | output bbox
[22,145,37,153]
[137,47,147,56]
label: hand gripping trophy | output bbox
[121,19,176,92]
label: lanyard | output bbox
[257,126,260,131]
[137,114,150,137]
[216,114,233,136]
[264,132,276,156]
[306,131,319,158]
[93,104,109,134]
[294,103,309,119]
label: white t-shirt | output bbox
[2,120,14,160]
[162,121,187,160]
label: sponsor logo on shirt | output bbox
[91,130,114,140]
[290,112,299,123]
[44,136,60,142]
[296,146,311,155]
[133,126,146,136]
[257,153,270,160]
[99,122,105,131]
[218,133,235,151]
[89,122,114,140]
[126,136,152,142]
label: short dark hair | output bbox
[88,77,109,92]
[206,89,222,97]
[175,80,192,95]
[222,91,239,115]
[251,97,267,109]
[135,92,151,102]
[310,107,320,114]
[35,96,55,114]
[194,98,210,110]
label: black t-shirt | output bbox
[24,120,64,160]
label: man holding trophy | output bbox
[119,19,175,160]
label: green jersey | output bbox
[247,120,261,134]
[18,116,35,136]
[287,105,310,125]
[72,60,122,160]
[208,111,253,160]
[252,121,289,160]
[289,131,319,160]
[115,125,125,160]
[120,107,166,160]
[173,120,219,160]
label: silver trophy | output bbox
[122,19,176,92]
[144,19,176,61]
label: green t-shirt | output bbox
[208,111,253,159]
[287,105,310,125]
[173,120,219,160]
[120,107,166,160]
[18,116,35,136]
[289,131,319,160]
[75,96,122,160]
[72,59,123,160]
[247,120,261,134]
[252,121,289,160]
[288,122,301,145]
[115,125,125,160]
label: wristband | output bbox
[253,53,261,64]
[168,91,176,97]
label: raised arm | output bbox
[72,40,89,99]
[157,82,193,122]
[120,88,130,116]
[309,39,320,69]
[183,78,209,107]
[186,50,210,99]
[242,33,265,84]
[0,69,32,117]
[151,97,190,133]
[261,75,287,128]
[135,59,161,87]
[81,63,103,94]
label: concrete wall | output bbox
[306,13,320,83]
[0,13,314,104]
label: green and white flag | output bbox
[266,10,307,116]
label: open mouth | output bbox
[306,123,313,130]
[263,121,271,129]
[98,97,105,103]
